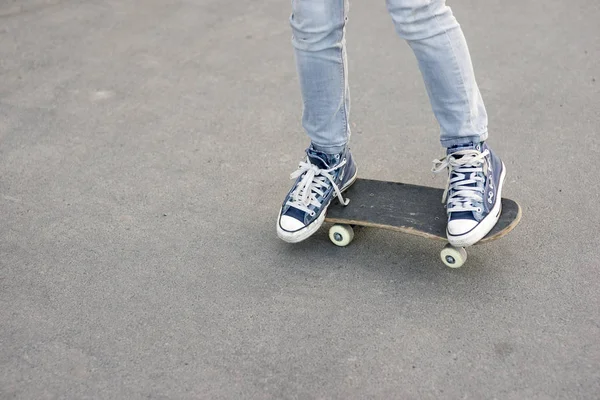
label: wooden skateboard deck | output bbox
[324,178,521,267]
[326,178,521,243]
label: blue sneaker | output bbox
[432,141,506,247]
[277,145,358,243]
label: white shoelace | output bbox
[432,149,490,213]
[286,158,349,215]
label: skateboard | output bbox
[325,178,522,268]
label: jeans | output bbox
[290,0,488,153]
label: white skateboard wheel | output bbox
[329,224,354,247]
[440,244,467,268]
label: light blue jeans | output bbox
[290,0,488,153]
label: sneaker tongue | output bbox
[447,142,483,215]
[447,142,477,155]
[307,148,338,169]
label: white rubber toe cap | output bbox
[448,219,478,236]
[279,215,305,232]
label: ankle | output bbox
[310,142,347,155]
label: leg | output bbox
[386,0,487,147]
[277,0,357,243]
[387,0,505,246]
[290,0,350,154]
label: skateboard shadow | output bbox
[277,223,517,300]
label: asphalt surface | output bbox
[1,0,599,398]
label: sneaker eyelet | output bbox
[477,208,482,213]
[310,211,316,217]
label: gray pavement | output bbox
[1,0,599,398]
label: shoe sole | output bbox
[276,169,358,244]
[447,162,507,247]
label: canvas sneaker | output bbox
[432,141,506,247]
[277,145,357,243]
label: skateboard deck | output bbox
[325,178,522,267]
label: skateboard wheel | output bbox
[440,244,467,268]
[328,224,354,247]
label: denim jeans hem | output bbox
[440,131,488,148]
[310,141,348,155]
